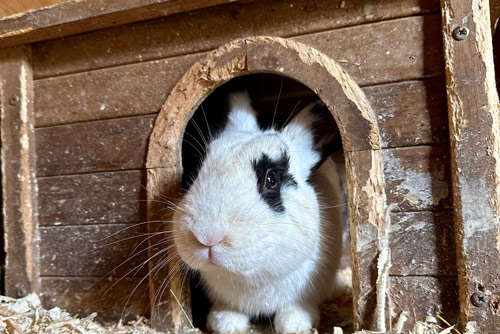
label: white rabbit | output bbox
[172,92,345,333]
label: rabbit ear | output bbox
[282,102,341,178]
[225,91,259,133]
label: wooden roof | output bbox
[0,0,245,49]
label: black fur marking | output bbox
[252,153,297,213]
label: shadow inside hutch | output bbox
[181,74,353,333]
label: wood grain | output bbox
[147,167,191,332]
[365,77,449,148]
[383,145,452,211]
[441,0,500,331]
[32,1,439,78]
[389,211,456,276]
[35,61,448,148]
[41,276,150,321]
[36,111,451,212]
[293,14,443,87]
[34,54,203,127]
[345,149,386,331]
[38,170,147,226]
[0,46,40,297]
[37,166,456,277]
[0,0,69,19]
[40,224,150,277]
[0,0,240,48]
[36,115,155,177]
[390,276,459,332]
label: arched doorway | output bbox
[146,36,388,332]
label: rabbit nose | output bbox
[192,232,225,248]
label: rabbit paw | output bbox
[207,308,249,334]
[274,303,319,334]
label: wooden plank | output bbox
[38,170,147,226]
[41,276,149,321]
[34,54,203,127]
[0,0,239,49]
[383,145,452,211]
[345,149,387,331]
[390,276,459,332]
[441,0,500,331]
[36,62,448,149]
[293,14,443,86]
[40,224,149,277]
[32,1,439,78]
[37,112,451,213]
[0,0,69,19]
[365,77,449,148]
[254,76,449,148]
[36,115,155,177]
[147,167,192,332]
[389,211,456,276]
[0,46,40,298]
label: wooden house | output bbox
[1,0,499,333]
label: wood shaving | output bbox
[0,294,164,334]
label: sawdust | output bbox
[0,293,464,334]
[0,294,164,334]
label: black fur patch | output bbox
[252,153,297,213]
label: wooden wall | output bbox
[31,0,457,330]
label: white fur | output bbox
[173,93,345,333]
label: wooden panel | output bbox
[147,167,191,332]
[0,0,239,48]
[345,149,387,331]
[254,76,449,149]
[35,71,448,150]
[39,168,456,279]
[390,211,456,276]
[365,77,449,148]
[38,170,147,226]
[390,276,459,331]
[37,114,451,215]
[34,54,203,127]
[0,0,69,19]
[41,277,149,321]
[441,0,500,331]
[294,14,443,86]
[36,115,155,177]
[32,0,439,78]
[40,224,149,277]
[0,46,40,297]
[383,145,452,211]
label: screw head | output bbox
[16,287,28,298]
[9,95,20,106]
[452,26,470,41]
[471,291,489,307]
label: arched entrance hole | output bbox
[146,37,388,332]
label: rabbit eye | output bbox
[253,153,296,213]
[265,170,278,190]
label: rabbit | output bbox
[172,91,345,333]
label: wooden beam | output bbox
[0,46,40,297]
[0,0,70,20]
[441,0,500,332]
[0,0,245,49]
